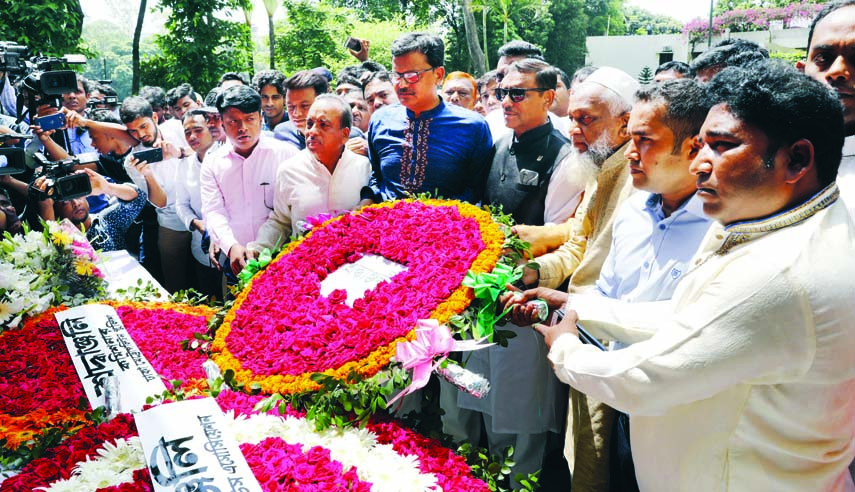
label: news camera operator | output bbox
[32,167,146,252]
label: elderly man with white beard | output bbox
[510,66,639,491]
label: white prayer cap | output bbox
[580,67,639,107]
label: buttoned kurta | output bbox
[551,184,855,492]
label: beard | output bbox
[561,132,618,186]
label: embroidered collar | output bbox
[405,99,445,120]
[716,183,839,254]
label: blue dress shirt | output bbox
[367,101,492,203]
[596,192,712,303]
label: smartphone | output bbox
[132,147,163,164]
[34,112,66,131]
[345,36,362,53]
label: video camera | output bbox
[0,41,87,125]
[0,133,32,176]
[28,152,96,201]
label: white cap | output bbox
[581,67,639,107]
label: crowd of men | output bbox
[2,1,855,490]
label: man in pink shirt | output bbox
[201,85,298,275]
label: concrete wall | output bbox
[585,28,809,81]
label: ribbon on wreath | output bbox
[237,248,274,286]
[461,262,521,340]
[387,319,492,406]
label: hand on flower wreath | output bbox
[534,308,579,348]
[499,283,568,326]
[229,243,252,273]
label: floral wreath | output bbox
[0,302,214,458]
[2,393,488,492]
[212,199,504,395]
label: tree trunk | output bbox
[482,8,489,69]
[268,14,275,69]
[461,0,487,75]
[132,0,146,94]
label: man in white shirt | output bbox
[250,95,371,252]
[175,110,222,299]
[121,96,192,293]
[799,0,855,220]
[538,61,855,492]
[201,85,298,275]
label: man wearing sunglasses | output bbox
[442,59,576,488]
[365,33,492,203]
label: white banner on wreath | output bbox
[54,304,166,412]
[320,253,407,307]
[135,397,263,492]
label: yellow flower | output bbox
[74,258,96,276]
[51,230,73,247]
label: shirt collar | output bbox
[404,99,445,120]
[716,182,839,254]
[643,192,707,222]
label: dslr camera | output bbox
[28,152,97,201]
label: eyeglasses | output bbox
[494,87,549,103]
[391,67,436,84]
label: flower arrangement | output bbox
[2,395,488,492]
[0,302,214,467]
[212,199,504,396]
[683,2,824,42]
[0,220,107,330]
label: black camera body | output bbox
[29,152,93,202]
[0,40,87,125]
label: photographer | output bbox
[121,96,193,292]
[33,167,145,252]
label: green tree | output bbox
[273,1,353,76]
[325,0,434,24]
[140,0,254,93]
[82,19,158,99]
[543,0,587,78]
[638,65,653,84]
[623,5,681,35]
[585,0,626,36]
[0,0,87,57]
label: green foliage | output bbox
[638,65,654,84]
[326,0,436,24]
[543,0,588,77]
[256,366,411,430]
[82,19,158,99]
[114,278,167,302]
[623,5,682,35]
[141,0,253,93]
[770,49,807,64]
[0,0,89,57]
[272,1,353,76]
[458,442,540,491]
[585,0,626,36]
[714,0,828,16]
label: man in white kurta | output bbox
[250,95,371,252]
[539,62,855,492]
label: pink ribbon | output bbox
[387,319,492,406]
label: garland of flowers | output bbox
[0,302,214,463]
[0,220,107,330]
[212,199,504,395]
[4,395,487,492]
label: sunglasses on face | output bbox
[390,67,436,84]
[494,87,549,103]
